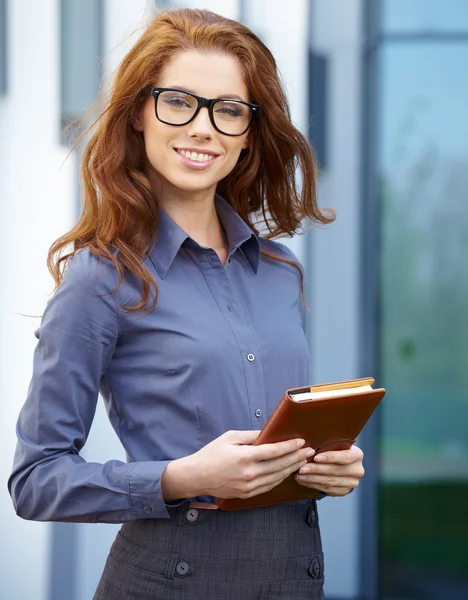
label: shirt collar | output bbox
[147,194,260,279]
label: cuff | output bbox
[128,460,185,519]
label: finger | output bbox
[296,482,353,497]
[313,445,363,465]
[298,462,365,478]
[255,450,313,483]
[295,473,360,490]
[225,430,262,445]
[250,438,306,461]
[254,447,314,477]
[242,457,307,498]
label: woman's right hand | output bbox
[161,430,315,501]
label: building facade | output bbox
[0,1,466,598]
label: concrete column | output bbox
[308,0,364,597]
[243,0,310,265]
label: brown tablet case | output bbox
[216,377,385,511]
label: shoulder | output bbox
[258,237,303,271]
[47,248,121,320]
[63,248,120,295]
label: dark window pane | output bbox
[60,0,103,130]
[383,0,468,34]
[308,51,328,169]
[378,42,468,599]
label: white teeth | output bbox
[178,149,216,162]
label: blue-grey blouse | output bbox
[8,195,311,523]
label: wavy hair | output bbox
[48,8,335,311]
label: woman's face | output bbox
[134,50,250,201]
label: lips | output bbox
[175,148,221,162]
[173,148,221,170]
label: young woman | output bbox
[8,9,365,599]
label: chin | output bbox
[167,174,219,194]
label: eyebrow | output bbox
[167,86,246,101]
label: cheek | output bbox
[143,130,170,170]
[221,143,246,172]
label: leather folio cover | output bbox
[216,377,385,511]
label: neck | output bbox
[151,175,226,251]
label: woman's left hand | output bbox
[294,445,364,497]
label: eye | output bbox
[164,97,191,108]
[215,102,245,118]
[160,93,195,109]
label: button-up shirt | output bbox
[8,195,310,523]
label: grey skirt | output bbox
[93,500,325,600]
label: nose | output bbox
[187,106,214,140]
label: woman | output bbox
[8,9,365,600]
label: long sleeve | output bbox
[8,250,174,523]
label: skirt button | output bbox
[186,508,199,522]
[175,561,191,577]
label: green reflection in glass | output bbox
[378,41,468,599]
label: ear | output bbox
[241,134,249,150]
[132,105,145,132]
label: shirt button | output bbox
[186,508,199,522]
[255,409,262,418]
[143,505,152,514]
[247,353,255,362]
[175,560,191,577]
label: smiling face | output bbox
[133,50,250,205]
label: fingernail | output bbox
[297,460,307,469]
[296,475,306,481]
[305,449,315,459]
[297,439,306,448]
[315,454,327,463]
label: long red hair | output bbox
[48,8,335,311]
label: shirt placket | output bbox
[197,249,267,429]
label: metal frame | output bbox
[358,0,382,599]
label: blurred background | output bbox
[1,0,467,598]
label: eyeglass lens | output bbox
[156,90,251,135]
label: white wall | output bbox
[171,0,239,20]
[0,1,76,599]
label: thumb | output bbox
[225,429,261,445]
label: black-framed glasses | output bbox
[148,87,261,136]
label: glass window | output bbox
[378,41,468,598]
[60,0,103,136]
[383,0,468,34]
[0,0,6,94]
